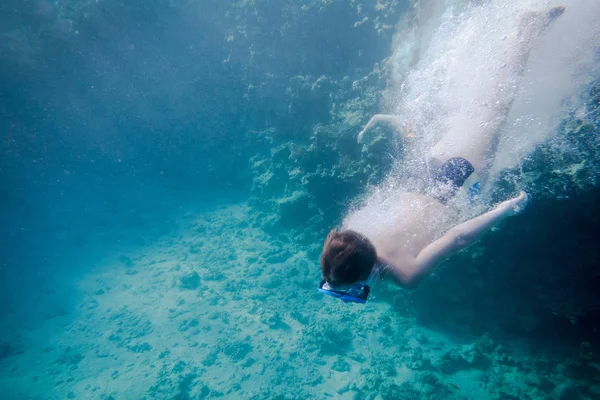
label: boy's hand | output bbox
[357,115,381,143]
[357,128,367,143]
[500,191,529,216]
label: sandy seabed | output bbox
[0,203,592,400]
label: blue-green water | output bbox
[1,0,600,399]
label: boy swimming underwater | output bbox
[319,6,565,304]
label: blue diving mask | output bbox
[318,264,384,304]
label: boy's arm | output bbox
[390,192,528,286]
[358,114,406,142]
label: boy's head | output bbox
[320,230,377,286]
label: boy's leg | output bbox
[429,6,565,175]
[429,112,501,173]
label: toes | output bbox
[546,6,566,22]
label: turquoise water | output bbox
[1,0,600,399]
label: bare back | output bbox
[344,192,454,267]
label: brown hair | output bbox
[320,230,377,286]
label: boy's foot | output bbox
[546,6,566,24]
[518,5,566,42]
